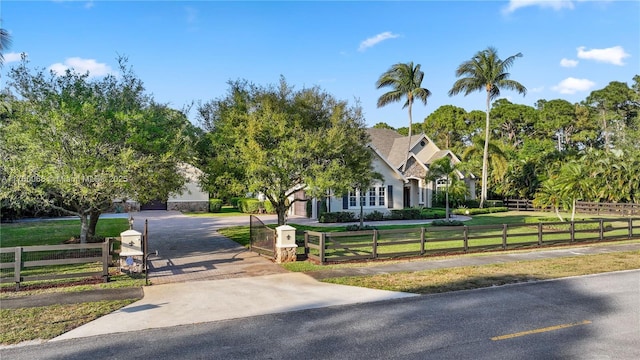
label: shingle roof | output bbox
[366,128,423,169]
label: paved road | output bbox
[3,270,638,359]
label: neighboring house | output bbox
[115,163,209,212]
[289,128,475,219]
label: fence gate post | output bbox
[502,224,508,250]
[599,219,604,241]
[537,223,543,246]
[463,226,469,252]
[102,240,109,283]
[14,247,22,291]
[629,218,633,239]
[304,231,309,258]
[319,233,326,264]
[372,230,378,260]
[569,221,575,243]
[420,227,425,255]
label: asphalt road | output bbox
[3,270,639,359]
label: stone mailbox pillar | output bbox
[275,225,297,263]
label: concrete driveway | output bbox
[130,211,288,284]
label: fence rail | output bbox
[304,218,639,264]
[0,240,110,289]
[504,199,639,215]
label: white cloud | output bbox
[552,77,595,94]
[503,0,575,14]
[48,57,114,78]
[530,86,545,93]
[560,58,578,67]
[577,46,630,66]
[4,52,24,64]
[358,32,399,52]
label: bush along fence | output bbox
[303,218,639,264]
[0,240,111,290]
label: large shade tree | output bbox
[200,78,375,225]
[448,47,526,208]
[1,57,192,242]
[376,62,431,172]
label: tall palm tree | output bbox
[0,27,12,67]
[449,47,526,208]
[376,62,431,172]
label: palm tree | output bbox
[0,27,12,67]
[376,62,431,172]
[425,157,458,221]
[449,47,526,208]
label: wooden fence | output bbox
[304,218,639,264]
[0,240,111,289]
[504,199,639,216]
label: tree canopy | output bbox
[1,56,193,241]
[197,77,375,225]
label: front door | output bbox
[403,187,410,208]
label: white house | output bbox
[116,163,209,212]
[290,128,475,219]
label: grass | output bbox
[322,250,640,294]
[0,299,137,345]
[0,218,129,247]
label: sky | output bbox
[1,0,639,129]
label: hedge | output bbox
[319,211,356,223]
[209,199,223,213]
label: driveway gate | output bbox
[249,215,275,257]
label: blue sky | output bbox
[2,1,639,129]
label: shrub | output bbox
[364,210,385,221]
[209,199,223,213]
[230,197,242,208]
[389,208,422,220]
[237,198,262,213]
[431,219,464,226]
[345,224,376,231]
[264,200,275,214]
[319,211,356,223]
[420,209,445,219]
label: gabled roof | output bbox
[366,128,475,180]
[366,128,424,169]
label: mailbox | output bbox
[119,229,143,273]
[120,229,143,256]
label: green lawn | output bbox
[0,218,129,248]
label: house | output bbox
[290,128,475,219]
[115,163,209,212]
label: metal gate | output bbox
[249,215,275,257]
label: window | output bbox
[369,188,376,206]
[378,187,385,207]
[349,189,357,207]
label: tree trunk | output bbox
[87,209,101,240]
[79,213,89,244]
[555,207,564,222]
[480,91,491,208]
[276,204,287,226]
[403,100,413,173]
